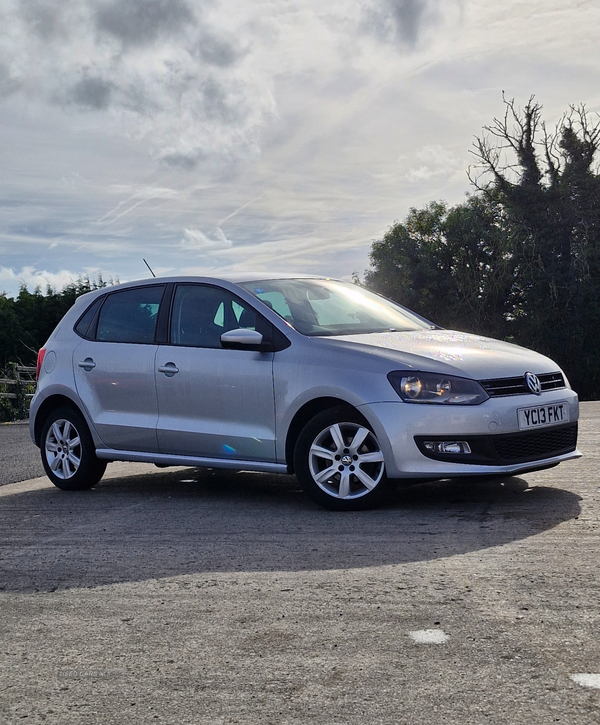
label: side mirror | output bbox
[220,328,268,351]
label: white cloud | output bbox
[0,264,124,297]
[0,0,599,298]
[405,144,463,182]
[0,266,79,294]
[361,0,462,49]
[96,185,180,225]
[181,227,233,251]
[0,0,278,165]
[0,0,467,169]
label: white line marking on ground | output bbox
[408,629,449,644]
[570,674,600,689]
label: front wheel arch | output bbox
[284,397,369,473]
[293,405,395,511]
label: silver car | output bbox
[30,275,581,510]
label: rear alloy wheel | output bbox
[41,407,107,491]
[294,406,394,510]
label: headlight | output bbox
[387,371,489,405]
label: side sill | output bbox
[95,449,288,474]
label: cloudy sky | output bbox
[0,0,599,297]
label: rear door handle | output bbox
[158,362,179,377]
[78,357,96,371]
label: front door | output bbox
[155,284,276,462]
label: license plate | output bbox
[517,402,570,430]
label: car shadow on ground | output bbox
[0,467,581,592]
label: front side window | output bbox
[96,286,165,343]
[170,285,261,348]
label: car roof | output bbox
[93,273,330,290]
[70,273,334,305]
[141,272,326,284]
[220,272,326,283]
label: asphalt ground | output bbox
[0,421,44,486]
[0,404,599,724]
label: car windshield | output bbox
[240,278,435,337]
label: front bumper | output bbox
[361,388,581,479]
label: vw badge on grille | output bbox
[525,372,542,395]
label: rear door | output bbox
[155,283,277,462]
[73,284,165,452]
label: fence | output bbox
[0,365,37,421]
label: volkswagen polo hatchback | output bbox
[30,275,581,510]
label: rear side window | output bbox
[96,286,165,344]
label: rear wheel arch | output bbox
[34,394,87,446]
[40,405,107,490]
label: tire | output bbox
[40,407,107,491]
[294,406,395,511]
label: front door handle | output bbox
[78,357,96,371]
[158,362,179,377]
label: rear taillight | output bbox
[36,348,46,380]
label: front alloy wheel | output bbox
[294,407,394,510]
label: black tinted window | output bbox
[74,297,102,339]
[171,285,261,349]
[97,286,165,344]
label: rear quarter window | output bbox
[74,297,103,339]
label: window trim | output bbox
[73,296,104,340]
[155,283,174,344]
[165,282,289,352]
[74,284,167,345]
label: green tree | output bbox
[0,294,20,363]
[366,97,600,399]
[0,275,110,367]
[470,96,600,397]
[365,195,515,340]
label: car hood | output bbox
[324,329,560,380]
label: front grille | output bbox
[491,423,578,463]
[415,422,578,466]
[480,371,565,397]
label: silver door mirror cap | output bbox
[220,329,264,347]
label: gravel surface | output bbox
[0,404,598,724]
[0,422,44,485]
